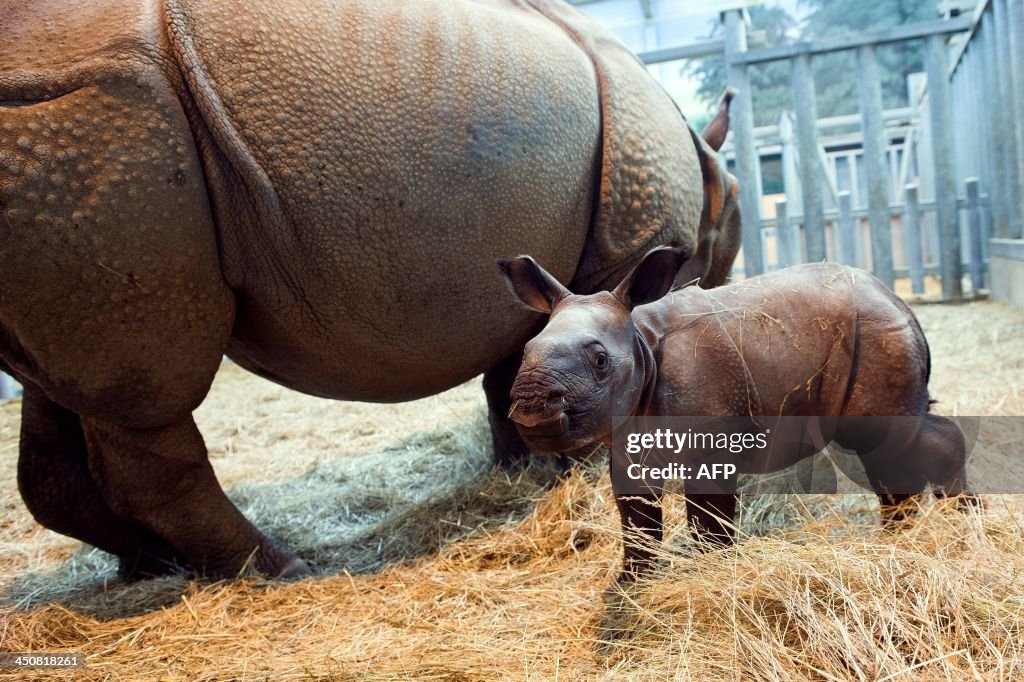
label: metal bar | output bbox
[857,45,894,288]
[792,54,826,262]
[837,191,857,267]
[724,9,764,276]
[965,178,985,291]
[638,40,726,64]
[775,199,792,268]
[903,184,925,295]
[734,16,972,66]
[925,33,962,300]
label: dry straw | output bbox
[0,300,1021,680]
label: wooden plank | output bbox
[965,178,986,290]
[926,34,962,300]
[980,14,1010,238]
[857,45,894,288]
[993,0,1023,238]
[791,54,826,262]
[734,16,971,66]
[837,191,857,267]
[638,40,725,64]
[1005,0,1024,238]
[724,9,765,275]
[903,184,925,294]
[775,199,792,268]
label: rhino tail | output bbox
[700,87,738,152]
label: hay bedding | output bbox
[0,300,1022,680]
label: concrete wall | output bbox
[989,238,1024,308]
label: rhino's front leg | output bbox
[614,493,663,582]
[82,416,309,580]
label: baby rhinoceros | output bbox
[497,247,978,582]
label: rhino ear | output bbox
[613,246,691,310]
[497,256,571,314]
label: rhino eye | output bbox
[594,351,608,369]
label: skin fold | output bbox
[0,0,733,579]
[500,248,977,582]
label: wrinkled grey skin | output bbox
[500,248,977,582]
[0,0,740,580]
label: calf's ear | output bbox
[613,245,691,309]
[496,256,571,314]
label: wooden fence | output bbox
[639,2,1022,301]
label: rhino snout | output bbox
[508,376,569,426]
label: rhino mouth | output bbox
[513,410,570,437]
[509,396,568,425]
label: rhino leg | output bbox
[484,350,593,470]
[913,414,981,511]
[685,492,738,548]
[0,62,307,579]
[614,493,663,582]
[17,381,184,578]
[483,350,531,468]
[81,415,307,579]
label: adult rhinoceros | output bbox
[0,0,738,579]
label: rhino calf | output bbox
[498,247,977,581]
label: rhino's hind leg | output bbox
[17,382,184,579]
[82,415,308,580]
[483,351,532,468]
[685,492,738,547]
[916,414,981,510]
[484,350,599,471]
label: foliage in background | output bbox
[688,5,797,127]
[687,0,939,126]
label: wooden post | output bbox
[994,0,1024,238]
[903,184,925,295]
[965,178,985,291]
[837,191,856,266]
[857,45,894,287]
[999,0,1024,236]
[779,112,802,218]
[791,53,826,262]
[925,34,962,300]
[980,17,1010,238]
[723,10,765,275]
[775,199,792,268]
